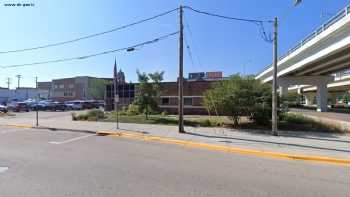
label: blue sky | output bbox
[0,0,349,88]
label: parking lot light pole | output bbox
[113,60,119,130]
[35,76,39,127]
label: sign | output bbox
[115,95,119,103]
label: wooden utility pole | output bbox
[272,17,278,136]
[16,75,21,89]
[178,5,185,133]
[6,78,11,89]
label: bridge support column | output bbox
[304,92,315,106]
[279,85,288,97]
[316,83,328,112]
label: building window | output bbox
[59,84,64,89]
[54,85,58,89]
[184,97,192,106]
[68,84,74,88]
[161,97,170,105]
[64,91,74,97]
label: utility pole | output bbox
[178,5,185,133]
[6,78,11,89]
[272,17,278,136]
[35,77,39,127]
[15,75,21,89]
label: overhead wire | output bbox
[1,31,179,68]
[183,14,220,117]
[183,15,203,69]
[0,7,179,54]
[184,6,273,43]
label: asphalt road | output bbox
[0,126,350,197]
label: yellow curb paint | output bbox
[3,124,33,129]
[102,130,350,166]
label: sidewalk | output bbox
[2,113,350,161]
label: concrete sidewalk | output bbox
[2,112,350,160]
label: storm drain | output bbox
[0,167,9,173]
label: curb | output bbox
[1,124,96,134]
[100,130,350,166]
[3,124,350,166]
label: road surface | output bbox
[0,126,349,197]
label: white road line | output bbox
[0,167,9,173]
[0,129,22,134]
[49,134,96,145]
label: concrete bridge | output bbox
[256,5,350,112]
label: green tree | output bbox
[88,78,110,100]
[133,70,164,119]
[342,92,350,104]
[203,74,271,127]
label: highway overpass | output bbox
[256,5,350,112]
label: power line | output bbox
[1,31,179,68]
[0,8,179,54]
[184,6,271,23]
[183,15,204,69]
[184,6,273,43]
[184,36,195,69]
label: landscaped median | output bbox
[96,130,350,166]
[72,109,345,133]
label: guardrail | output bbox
[258,4,350,76]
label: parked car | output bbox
[30,101,50,111]
[53,102,66,111]
[65,101,83,110]
[11,102,30,112]
[93,100,105,108]
[82,101,95,109]
[0,104,8,113]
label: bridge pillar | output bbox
[279,85,289,97]
[316,83,328,112]
[304,92,315,106]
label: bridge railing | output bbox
[258,4,350,76]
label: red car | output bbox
[12,102,30,112]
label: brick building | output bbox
[105,79,224,115]
[158,80,216,114]
[51,76,113,101]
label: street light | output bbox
[294,0,302,6]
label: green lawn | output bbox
[102,113,230,127]
[72,110,343,133]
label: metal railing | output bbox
[258,4,350,76]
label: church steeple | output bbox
[112,59,125,84]
[113,58,117,79]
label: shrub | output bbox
[280,113,310,124]
[250,105,271,125]
[72,109,105,121]
[87,116,97,121]
[71,112,77,121]
[126,104,139,116]
[75,114,88,121]
[203,74,271,127]
[87,109,105,119]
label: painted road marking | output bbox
[98,130,350,167]
[2,124,33,129]
[0,167,9,173]
[49,134,96,145]
[0,130,20,134]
